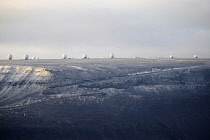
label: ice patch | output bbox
[128,71,151,76]
[70,66,87,71]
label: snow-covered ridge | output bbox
[0,65,53,77]
[128,66,201,76]
[0,59,209,108]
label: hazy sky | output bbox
[0,0,210,59]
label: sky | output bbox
[0,0,210,59]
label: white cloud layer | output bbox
[0,0,210,59]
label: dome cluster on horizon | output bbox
[3,54,199,60]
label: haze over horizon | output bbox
[0,0,210,59]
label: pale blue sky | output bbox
[0,0,210,59]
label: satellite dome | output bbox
[110,53,114,58]
[24,54,29,60]
[83,54,87,59]
[194,55,198,58]
[32,56,36,60]
[8,54,12,60]
[170,55,173,59]
[62,54,67,59]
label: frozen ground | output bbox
[0,58,210,140]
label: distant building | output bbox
[24,55,29,60]
[194,55,198,58]
[32,56,36,60]
[83,54,87,59]
[8,54,12,60]
[62,54,67,59]
[110,53,114,58]
[170,55,173,59]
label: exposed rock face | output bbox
[0,59,210,140]
[0,65,53,76]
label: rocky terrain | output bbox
[0,58,210,140]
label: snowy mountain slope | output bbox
[0,59,210,140]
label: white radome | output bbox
[110,53,114,58]
[8,54,12,60]
[194,55,198,58]
[62,54,67,59]
[24,54,29,60]
[83,54,87,59]
[170,55,173,59]
[32,56,36,60]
